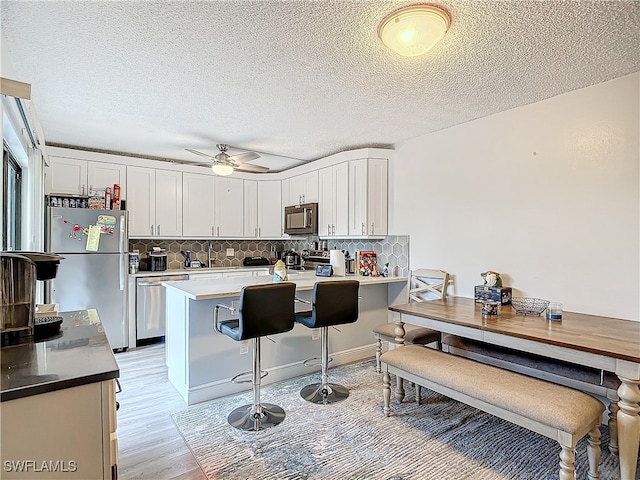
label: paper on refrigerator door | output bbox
[86,225,101,251]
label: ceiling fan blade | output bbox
[185,148,216,160]
[236,163,269,173]
[228,151,260,164]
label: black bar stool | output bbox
[214,282,296,431]
[295,280,359,404]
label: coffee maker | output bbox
[282,250,302,269]
[1,253,36,345]
[1,252,64,346]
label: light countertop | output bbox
[163,271,408,300]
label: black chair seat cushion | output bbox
[295,280,359,329]
[220,282,296,341]
[219,319,241,340]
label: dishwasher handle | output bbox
[137,276,189,286]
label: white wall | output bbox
[391,73,639,321]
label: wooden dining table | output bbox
[388,296,640,480]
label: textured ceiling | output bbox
[1,0,639,172]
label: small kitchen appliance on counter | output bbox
[243,256,270,267]
[1,253,36,346]
[282,250,303,269]
[1,252,66,346]
[149,248,168,271]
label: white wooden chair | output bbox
[373,268,450,371]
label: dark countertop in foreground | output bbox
[1,309,119,402]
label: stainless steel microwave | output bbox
[284,203,318,235]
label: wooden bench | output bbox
[380,345,605,480]
[441,334,620,453]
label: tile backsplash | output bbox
[129,235,409,276]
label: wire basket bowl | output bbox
[511,297,550,316]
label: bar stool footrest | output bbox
[303,356,333,368]
[231,370,268,384]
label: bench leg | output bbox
[383,371,391,417]
[375,336,382,373]
[395,375,405,403]
[587,423,602,480]
[608,400,619,454]
[558,444,576,480]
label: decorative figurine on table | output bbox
[481,270,502,288]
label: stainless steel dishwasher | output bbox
[136,274,189,341]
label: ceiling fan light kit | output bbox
[185,143,269,175]
[378,4,450,57]
[211,163,234,176]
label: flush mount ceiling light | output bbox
[211,163,234,176]
[378,4,450,57]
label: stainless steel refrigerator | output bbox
[46,206,128,350]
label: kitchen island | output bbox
[1,309,119,480]
[163,271,408,404]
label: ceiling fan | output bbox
[185,144,269,175]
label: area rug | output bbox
[172,360,628,480]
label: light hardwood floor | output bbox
[115,343,207,480]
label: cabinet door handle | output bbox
[150,225,154,236]
[157,225,160,236]
[217,226,220,236]
[332,224,335,235]
[258,227,261,237]
[327,224,331,236]
[212,226,214,236]
[361,222,365,235]
[255,227,258,237]
[371,223,374,235]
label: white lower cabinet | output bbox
[1,380,118,479]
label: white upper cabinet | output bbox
[214,176,244,238]
[257,180,283,238]
[87,162,127,194]
[243,180,258,238]
[318,162,349,237]
[183,173,215,237]
[245,180,283,238]
[46,157,126,197]
[285,170,318,206]
[348,158,388,237]
[128,166,182,237]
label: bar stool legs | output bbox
[300,326,349,404]
[227,338,286,431]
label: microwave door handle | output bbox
[303,209,308,228]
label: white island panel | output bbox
[164,272,408,404]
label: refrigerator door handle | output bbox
[119,214,125,291]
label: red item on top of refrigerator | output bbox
[112,184,121,210]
